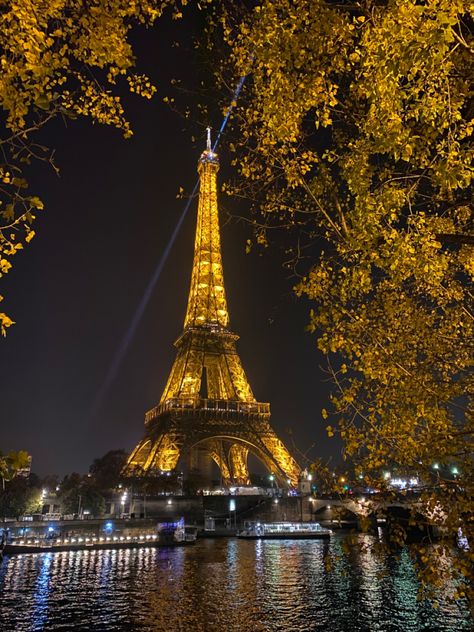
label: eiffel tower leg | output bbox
[126,439,153,474]
[258,431,300,487]
[144,432,181,472]
[207,440,232,485]
[229,444,250,486]
[125,417,182,475]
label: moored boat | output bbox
[4,519,197,555]
[237,521,332,540]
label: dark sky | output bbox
[1,11,336,477]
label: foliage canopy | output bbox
[0,0,186,334]
[218,0,473,602]
[0,449,30,490]
[89,449,128,491]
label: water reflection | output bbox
[32,552,51,630]
[0,536,471,632]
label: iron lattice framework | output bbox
[125,136,300,486]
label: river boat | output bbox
[4,520,197,555]
[237,521,332,540]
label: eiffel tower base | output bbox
[125,401,300,487]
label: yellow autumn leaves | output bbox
[218,0,473,599]
[0,0,185,334]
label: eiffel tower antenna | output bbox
[206,126,212,151]
[125,139,301,487]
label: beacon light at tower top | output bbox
[202,126,217,161]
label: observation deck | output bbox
[145,398,271,424]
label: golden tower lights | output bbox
[125,134,300,486]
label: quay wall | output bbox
[5,496,316,538]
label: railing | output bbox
[145,398,270,423]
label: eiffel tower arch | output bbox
[125,132,300,487]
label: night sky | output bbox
[1,11,336,477]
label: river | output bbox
[0,535,471,631]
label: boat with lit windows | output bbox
[237,521,332,540]
[3,519,197,555]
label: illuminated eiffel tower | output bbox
[125,132,300,486]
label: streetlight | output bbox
[121,491,128,517]
[268,474,275,496]
[229,498,236,529]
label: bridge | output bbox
[304,492,445,537]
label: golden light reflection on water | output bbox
[0,537,471,632]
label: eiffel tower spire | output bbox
[183,128,229,330]
[125,136,300,486]
[158,136,254,405]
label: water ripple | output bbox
[0,535,471,632]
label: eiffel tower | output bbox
[125,132,300,486]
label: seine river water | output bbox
[0,535,471,632]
